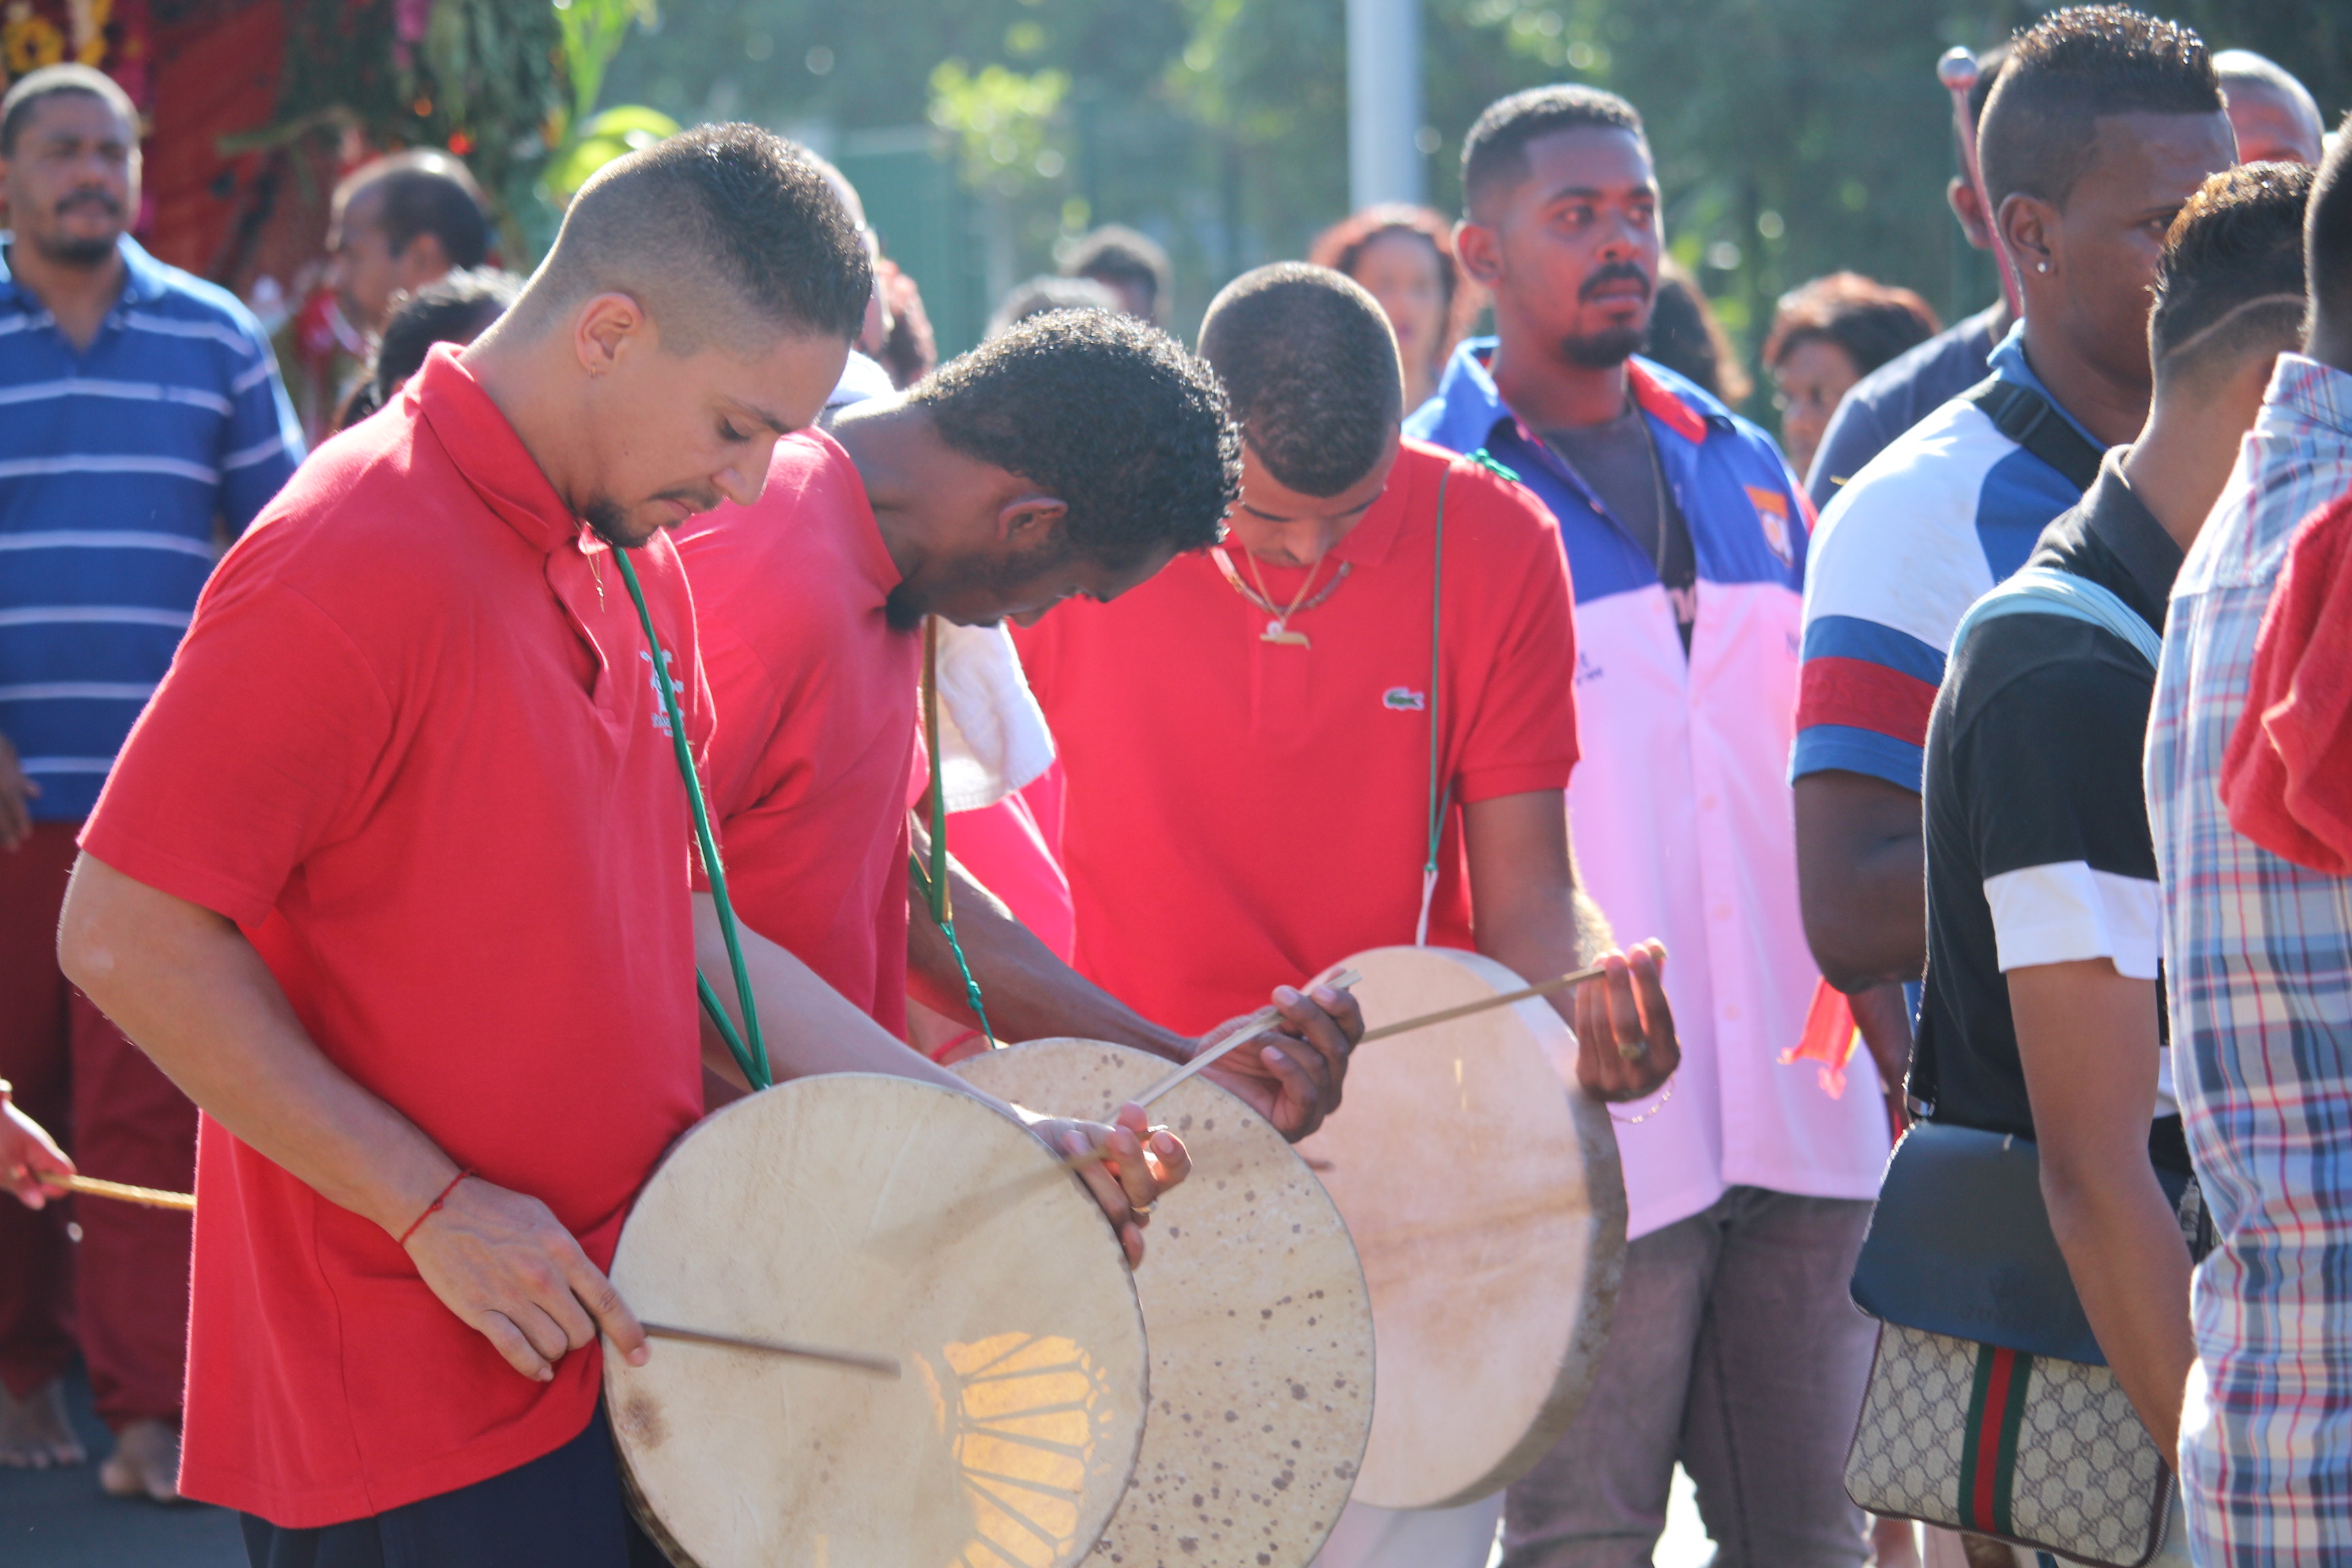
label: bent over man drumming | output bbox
[54,125,1177,1567]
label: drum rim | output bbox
[604,1071,1151,1568]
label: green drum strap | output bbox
[909,616,997,1046]
[612,547,771,1091]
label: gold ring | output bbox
[1131,1201,1154,1219]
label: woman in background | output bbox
[1309,205,1484,412]
[1763,272,1940,480]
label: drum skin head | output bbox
[1298,946,1629,1509]
[958,1041,1375,1568]
[606,1074,1147,1568]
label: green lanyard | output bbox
[611,547,772,1091]
[1415,450,1518,946]
[907,617,996,1044]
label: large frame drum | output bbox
[1299,946,1628,1509]
[958,1040,1376,1568]
[606,1073,1148,1568]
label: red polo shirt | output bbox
[1014,439,1580,1034]
[682,431,920,1036]
[79,346,710,1526]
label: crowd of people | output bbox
[0,6,2347,1568]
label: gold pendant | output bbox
[1262,619,1311,648]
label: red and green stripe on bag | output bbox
[1957,1343,2035,1535]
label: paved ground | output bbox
[0,1365,244,1568]
[0,1367,1722,1568]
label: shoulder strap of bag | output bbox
[1951,566,2163,670]
[1964,375,2104,495]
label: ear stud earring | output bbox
[2036,261,2050,273]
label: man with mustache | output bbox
[1409,86,1893,1566]
[0,63,301,1497]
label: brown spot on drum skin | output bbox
[618,1390,669,1449]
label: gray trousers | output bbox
[1501,1186,1878,1568]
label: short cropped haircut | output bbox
[1764,272,1942,377]
[523,123,870,350]
[1978,7,2221,214]
[2308,120,2352,335]
[336,150,491,271]
[2149,163,2310,378]
[912,310,1239,568]
[986,275,1122,340]
[1059,225,1172,321]
[1965,44,2011,130]
[338,268,523,430]
[1,63,136,154]
[1462,85,1645,215]
[1198,263,1404,499]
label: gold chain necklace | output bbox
[1210,545,1352,649]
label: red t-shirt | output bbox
[79,346,710,1526]
[1015,440,1580,1033]
[683,431,920,1035]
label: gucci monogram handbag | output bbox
[1844,1121,2201,1568]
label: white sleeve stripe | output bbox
[230,357,278,394]
[1982,861,2161,979]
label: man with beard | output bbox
[0,63,301,1496]
[679,308,1364,1141]
[1408,86,1893,1567]
[51,125,1181,1563]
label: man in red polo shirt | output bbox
[684,308,1361,1137]
[50,127,1179,1567]
[1011,263,1680,1566]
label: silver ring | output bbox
[1616,1039,1648,1060]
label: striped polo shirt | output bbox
[1793,324,2106,792]
[1,234,302,819]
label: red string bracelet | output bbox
[397,1169,471,1248]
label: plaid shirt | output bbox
[2146,353,2352,1565]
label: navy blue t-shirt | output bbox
[1805,304,2004,513]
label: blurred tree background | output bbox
[600,0,2347,408]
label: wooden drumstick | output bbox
[639,1322,900,1379]
[57,1174,197,1213]
[1356,964,1608,1043]
[1127,966,1364,1110]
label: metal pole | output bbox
[1348,0,1425,210]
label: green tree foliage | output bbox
[602,0,2348,378]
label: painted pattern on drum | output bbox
[957,1040,1376,1568]
[605,1074,1149,1568]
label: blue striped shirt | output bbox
[0,235,302,819]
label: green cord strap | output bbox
[1416,451,1515,946]
[611,547,772,1092]
[1416,462,1454,946]
[913,617,996,1045]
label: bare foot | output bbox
[0,1377,85,1468]
[98,1417,182,1503]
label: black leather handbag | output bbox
[1844,1120,2202,1568]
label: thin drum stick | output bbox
[60,1175,196,1213]
[639,1322,900,1379]
[1356,964,1607,1043]
[1129,965,1362,1110]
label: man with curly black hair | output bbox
[679,307,1367,1143]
